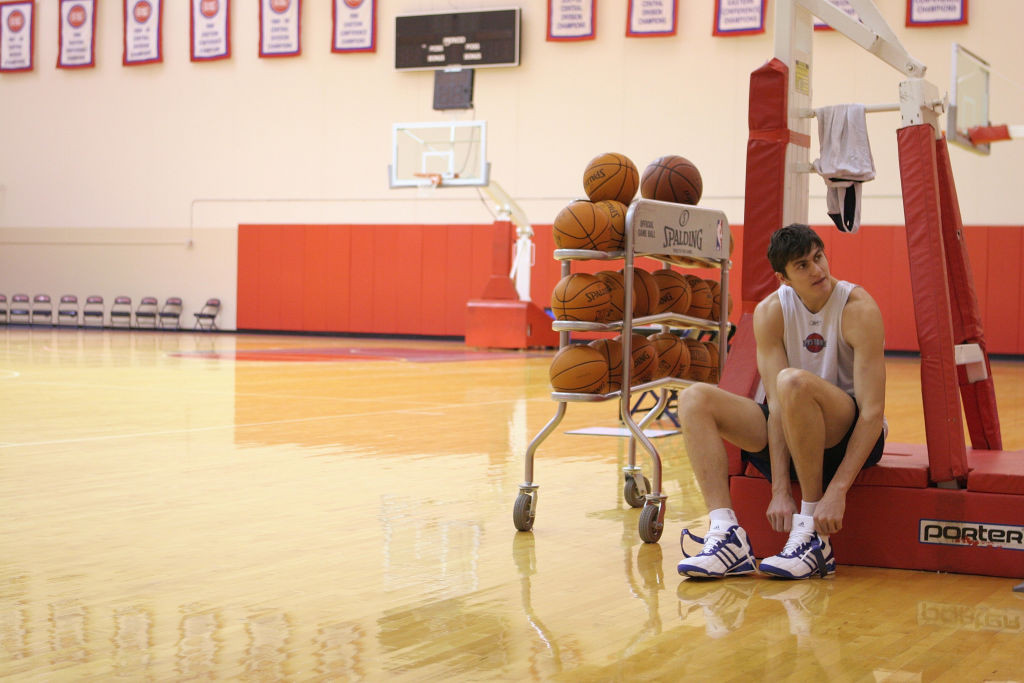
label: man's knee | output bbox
[776,367,818,404]
[677,382,718,421]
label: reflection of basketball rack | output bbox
[513,200,733,544]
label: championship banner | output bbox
[814,0,857,30]
[332,0,374,53]
[0,1,33,72]
[123,0,162,65]
[713,0,765,36]
[547,0,595,41]
[191,0,230,61]
[626,0,676,37]
[58,0,96,68]
[907,0,967,27]
[260,0,300,57]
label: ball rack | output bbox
[513,198,733,543]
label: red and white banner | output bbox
[123,0,162,65]
[627,0,676,37]
[191,0,230,61]
[713,0,765,36]
[547,0,595,41]
[58,0,96,68]
[260,0,300,57]
[0,1,34,72]
[906,0,967,27]
[332,0,374,53]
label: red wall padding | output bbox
[238,222,1024,353]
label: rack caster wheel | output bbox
[513,492,535,532]
[638,503,664,543]
[623,474,651,508]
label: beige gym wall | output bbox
[1,1,1021,330]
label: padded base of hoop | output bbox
[729,443,1024,579]
[465,299,559,349]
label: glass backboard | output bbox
[389,120,489,188]
[948,43,990,155]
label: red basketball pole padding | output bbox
[896,125,968,483]
[741,58,790,314]
[933,136,1002,450]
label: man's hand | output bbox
[813,490,846,535]
[767,490,797,532]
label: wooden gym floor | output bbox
[1,327,1022,681]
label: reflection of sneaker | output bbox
[759,514,836,580]
[677,521,756,579]
[759,581,834,636]
[677,581,755,638]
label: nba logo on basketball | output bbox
[803,333,826,353]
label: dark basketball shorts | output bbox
[741,399,884,488]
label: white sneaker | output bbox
[759,513,836,579]
[677,521,757,579]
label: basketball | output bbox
[621,267,660,318]
[651,268,692,315]
[594,199,628,251]
[588,337,624,392]
[705,279,733,320]
[684,338,712,382]
[703,340,720,384]
[595,270,633,322]
[552,200,615,251]
[551,273,612,322]
[583,152,639,205]
[549,344,609,393]
[683,274,713,319]
[639,155,703,205]
[618,333,657,385]
[649,332,689,379]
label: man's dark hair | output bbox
[767,224,825,275]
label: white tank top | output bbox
[779,279,856,395]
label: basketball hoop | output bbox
[413,172,445,189]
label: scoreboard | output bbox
[395,8,521,71]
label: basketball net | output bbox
[414,172,445,198]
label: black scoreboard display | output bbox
[395,8,520,71]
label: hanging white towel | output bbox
[812,104,875,233]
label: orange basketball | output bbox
[588,337,624,392]
[705,279,733,321]
[639,155,703,205]
[550,344,609,393]
[552,200,614,251]
[618,333,657,385]
[594,199,628,251]
[649,332,688,379]
[583,152,639,205]
[683,274,713,319]
[651,268,692,315]
[551,273,612,322]
[684,338,712,382]
[703,340,721,384]
[621,267,660,318]
[595,270,633,322]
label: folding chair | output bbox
[193,298,221,331]
[31,294,53,325]
[9,294,30,324]
[157,297,183,329]
[134,296,159,328]
[0,294,7,324]
[57,295,80,326]
[110,296,133,328]
[82,296,105,327]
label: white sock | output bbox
[800,500,818,516]
[707,508,738,536]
